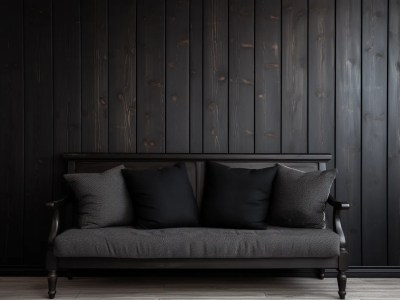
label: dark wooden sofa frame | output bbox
[46,153,349,299]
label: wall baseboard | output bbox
[1,266,400,277]
[327,267,400,278]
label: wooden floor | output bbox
[1,276,400,300]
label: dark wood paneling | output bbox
[2,0,400,269]
[203,0,229,153]
[81,0,108,152]
[308,0,335,166]
[137,0,166,153]
[255,0,281,153]
[388,0,400,266]
[53,0,81,200]
[23,0,53,265]
[336,0,362,266]
[0,0,24,265]
[109,0,137,153]
[281,0,308,153]
[189,0,203,153]
[166,0,190,153]
[308,0,335,230]
[362,0,388,266]
[229,0,254,153]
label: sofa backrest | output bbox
[61,153,331,229]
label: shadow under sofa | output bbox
[46,153,349,299]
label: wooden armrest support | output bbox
[46,197,67,247]
[327,195,350,210]
[327,195,349,250]
[46,197,67,208]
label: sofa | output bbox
[46,153,349,299]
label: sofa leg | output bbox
[48,270,57,299]
[337,270,347,299]
[67,270,73,280]
[318,268,325,280]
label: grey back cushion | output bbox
[268,164,337,229]
[64,165,133,229]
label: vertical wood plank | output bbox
[336,0,362,266]
[281,0,308,153]
[229,0,254,153]
[53,0,81,200]
[308,0,335,229]
[362,0,388,266]
[388,0,400,266]
[203,0,229,153]
[23,0,53,266]
[0,0,24,265]
[190,0,203,153]
[109,0,137,153]
[137,0,165,153]
[308,0,335,163]
[166,0,190,153]
[81,0,108,152]
[255,0,281,153]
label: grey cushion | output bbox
[268,164,337,229]
[64,165,133,229]
[53,226,340,258]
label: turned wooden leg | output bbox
[67,270,73,280]
[48,270,57,299]
[318,268,325,280]
[337,270,347,299]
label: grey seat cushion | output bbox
[54,226,340,258]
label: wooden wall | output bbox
[1,0,400,269]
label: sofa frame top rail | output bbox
[62,153,332,162]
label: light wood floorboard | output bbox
[0,277,400,299]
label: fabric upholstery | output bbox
[268,164,337,229]
[64,165,133,229]
[54,226,340,258]
[201,162,277,229]
[122,163,199,229]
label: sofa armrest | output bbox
[327,195,349,249]
[46,197,67,247]
[327,195,350,210]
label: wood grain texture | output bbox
[2,0,400,269]
[229,0,254,153]
[108,0,137,153]
[203,0,229,153]
[308,0,335,229]
[3,276,400,300]
[388,0,400,266]
[137,0,166,153]
[81,0,108,152]
[336,0,362,266]
[189,0,203,153]
[308,0,335,164]
[166,0,190,153]
[255,0,281,153]
[282,0,308,153]
[0,0,24,265]
[53,0,81,201]
[23,0,53,266]
[362,0,388,266]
